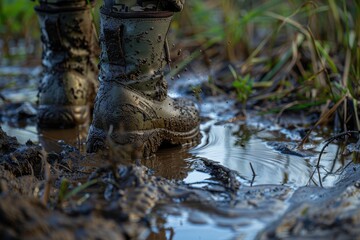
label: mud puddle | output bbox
[1,66,359,239]
[1,102,349,188]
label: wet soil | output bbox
[1,65,360,239]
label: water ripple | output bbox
[190,122,342,187]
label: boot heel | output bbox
[38,105,90,128]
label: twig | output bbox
[41,150,50,205]
[275,101,299,124]
[316,131,358,168]
[249,162,256,177]
[298,95,346,149]
[250,176,256,187]
[249,162,256,187]
[317,167,323,188]
[307,130,359,187]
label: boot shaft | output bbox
[103,0,185,12]
[35,1,99,127]
[35,5,97,74]
[99,8,173,100]
[38,0,95,9]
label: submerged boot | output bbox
[35,1,98,128]
[87,1,200,157]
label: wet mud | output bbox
[1,66,360,239]
[0,126,242,239]
[261,164,360,239]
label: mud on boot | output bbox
[35,1,99,128]
[86,1,200,158]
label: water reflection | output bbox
[149,206,246,240]
[142,146,192,180]
[190,120,349,187]
[38,125,89,153]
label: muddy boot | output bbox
[35,0,99,128]
[87,0,200,157]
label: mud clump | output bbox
[0,126,241,239]
[0,194,124,240]
[0,128,20,153]
[0,127,124,239]
[260,165,360,239]
[0,166,38,196]
[0,127,45,182]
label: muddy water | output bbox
[0,66,355,239]
[2,102,346,188]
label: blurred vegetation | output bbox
[0,0,38,61]
[1,0,359,130]
[174,0,360,131]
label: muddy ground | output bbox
[1,65,360,240]
[2,121,360,240]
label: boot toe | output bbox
[86,86,200,157]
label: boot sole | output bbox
[87,125,200,158]
[38,105,90,128]
[134,126,201,157]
